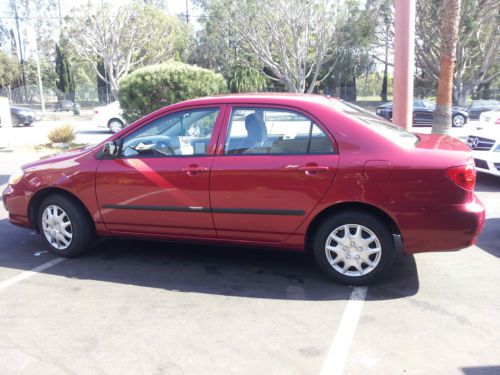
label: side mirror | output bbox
[103,140,119,158]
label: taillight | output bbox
[495,118,500,125]
[446,164,476,191]
[94,109,99,115]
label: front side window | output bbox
[120,108,219,157]
[225,108,334,155]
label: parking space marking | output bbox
[320,286,367,375]
[0,257,66,291]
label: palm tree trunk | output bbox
[432,0,461,134]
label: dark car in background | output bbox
[10,106,35,126]
[54,100,81,115]
[464,100,500,120]
[376,100,469,127]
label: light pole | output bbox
[392,0,415,131]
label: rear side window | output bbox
[225,108,334,155]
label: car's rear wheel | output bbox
[108,119,124,133]
[312,211,396,285]
[452,114,466,127]
[38,195,94,257]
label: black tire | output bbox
[452,114,466,127]
[312,211,396,285]
[38,194,94,257]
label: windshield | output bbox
[329,99,420,146]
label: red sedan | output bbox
[2,94,485,285]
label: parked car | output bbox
[93,101,126,133]
[54,100,80,115]
[10,106,35,126]
[464,100,499,120]
[466,119,500,177]
[2,94,485,285]
[476,109,500,130]
[376,100,469,127]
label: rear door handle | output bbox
[298,165,329,172]
[182,165,208,176]
[295,164,330,175]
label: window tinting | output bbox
[225,108,334,155]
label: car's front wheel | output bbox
[452,114,466,127]
[38,195,94,257]
[313,211,396,285]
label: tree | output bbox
[67,3,190,99]
[321,0,378,100]
[416,0,499,106]
[55,44,75,99]
[217,0,339,93]
[0,51,19,88]
[190,0,269,92]
[432,0,462,134]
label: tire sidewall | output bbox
[38,195,92,257]
[312,212,396,285]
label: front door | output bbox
[96,106,225,238]
[210,106,339,242]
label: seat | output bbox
[237,114,268,152]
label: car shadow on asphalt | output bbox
[475,173,500,192]
[0,216,420,301]
[475,217,500,258]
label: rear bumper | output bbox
[400,194,486,253]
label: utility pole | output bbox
[185,0,190,23]
[392,0,415,131]
[13,0,27,101]
[28,16,45,112]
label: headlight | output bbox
[494,144,500,152]
[8,168,24,185]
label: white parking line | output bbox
[320,286,368,375]
[0,257,66,291]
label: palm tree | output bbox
[432,0,461,134]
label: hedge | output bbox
[118,61,228,122]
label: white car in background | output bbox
[93,101,126,133]
[466,109,500,177]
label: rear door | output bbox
[210,105,339,242]
[96,105,226,238]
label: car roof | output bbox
[168,93,335,107]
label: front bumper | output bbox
[2,184,31,228]
[472,151,500,177]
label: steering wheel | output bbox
[154,140,175,156]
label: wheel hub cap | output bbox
[325,224,382,277]
[41,205,73,250]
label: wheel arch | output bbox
[108,117,124,126]
[305,201,401,252]
[28,187,95,232]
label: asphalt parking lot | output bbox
[0,138,499,375]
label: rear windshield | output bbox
[329,99,420,147]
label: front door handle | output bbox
[182,165,208,176]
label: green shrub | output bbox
[47,124,76,144]
[118,61,228,122]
